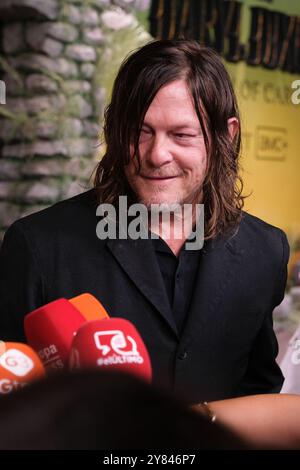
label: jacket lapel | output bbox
[106,236,179,338]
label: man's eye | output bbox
[175,133,196,138]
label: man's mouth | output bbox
[141,175,178,180]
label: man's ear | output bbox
[227,117,239,141]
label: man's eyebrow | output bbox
[142,122,201,130]
[171,124,201,131]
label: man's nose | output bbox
[145,133,173,167]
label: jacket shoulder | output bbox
[235,211,290,270]
[6,189,98,236]
[239,211,287,243]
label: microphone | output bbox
[0,342,45,395]
[24,294,109,371]
[24,298,86,370]
[69,318,152,383]
[69,293,109,321]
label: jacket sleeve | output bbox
[0,221,45,342]
[236,229,290,396]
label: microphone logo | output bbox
[0,349,34,377]
[94,330,139,357]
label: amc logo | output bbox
[255,126,287,161]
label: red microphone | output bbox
[24,294,109,371]
[0,342,45,395]
[69,319,152,383]
[24,298,86,370]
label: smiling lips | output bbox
[142,175,178,180]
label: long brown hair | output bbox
[94,39,247,240]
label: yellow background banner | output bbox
[225,0,300,243]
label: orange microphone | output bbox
[69,293,109,321]
[0,342,45,395]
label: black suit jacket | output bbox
[0,189,289,404]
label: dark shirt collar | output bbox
[150,231,200,257]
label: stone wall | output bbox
[0,0,151,241]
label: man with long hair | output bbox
[0,40,289,404]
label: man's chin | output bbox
[140,198,183,211]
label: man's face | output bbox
[124,79,208,208]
